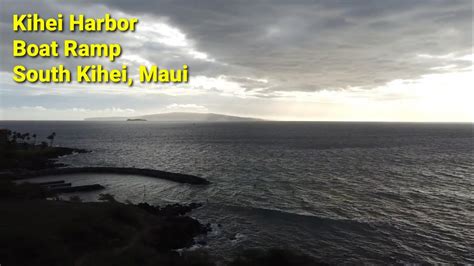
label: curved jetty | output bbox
[50,184,105,193]
[6,167,210,185]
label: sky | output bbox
[0,0,472,121]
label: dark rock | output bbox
[196,240,207,246]
[136,202,203,217]
[143,216,208,251]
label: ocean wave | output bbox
[207,203,384,232]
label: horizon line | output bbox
[0,119,473,124]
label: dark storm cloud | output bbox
[78,0,474,92]
[1,0,472,95]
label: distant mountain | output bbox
[84,116,128,121]
[84,112,263,122]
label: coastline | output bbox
[0,128,320,265]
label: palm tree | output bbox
[11,131,17,144]
[40,141,48,149]
[47,132,56,147]
[18,133,26,143]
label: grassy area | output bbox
[0,129,87,171]
[0,181,213,266]
[0,144,87,171]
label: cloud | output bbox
[0,106,136,120]
[164,103,208,112]
[2,0,471,96]
[14,106,48,111]
[85,0,472,94]
[70,107,136,113]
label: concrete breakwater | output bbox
[5,167,210,185]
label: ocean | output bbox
[1,121,473,264]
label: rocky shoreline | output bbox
[0,129,322,265]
